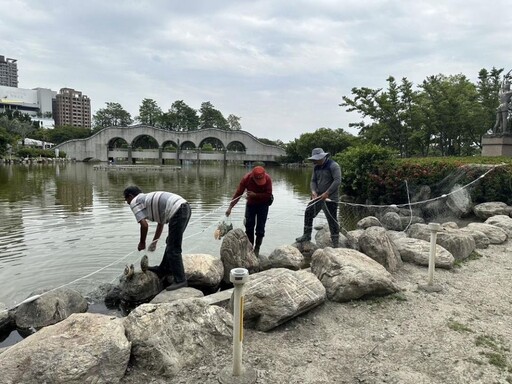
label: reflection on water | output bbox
[0,162,319,311]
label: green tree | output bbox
[199,102,228,130]
[136,98,162,126]
[286,128,358,161]
[45,125,91,144]
[227,114,242,130]
[340,76,423,157]
[419,74,481,156]
[93,102,133,129]
[476,67,503,135]
[0,126,14,156]
[160,100,199,131]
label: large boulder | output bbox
[0,313,130,384]
[220,228,259,283]
[473,202,512,220]
[263,245,306,270]
[310,247,401,302]
[392,237,455,269]
[356,216,382,229]
[459,227,490,249]
[14,288,88,332]
[150,287,204,304]
[118,269,162,303]
[345,229,365,251]
[466,222,507,244]
[358,226,403,272]
[123,299,232,379]
[381,212,402,231]
[240,268,326,331]
[0,302,11,334]
[183,253,224,292]
[407,223,476,261]
[484,215,512,237]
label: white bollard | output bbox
[419,222,443,293]
[427,222,442,285]
[219,268,256,384]
[231,268,248,376]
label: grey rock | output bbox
[359,226,403,272]
[311,247,401,302]
[0,313,130,384]
[123,299,232,378]
[241,268,325,331]
[14,288,88,331]
[220,228,259,283]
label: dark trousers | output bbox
[161,203,191,283]
[244,203,269,245]
[304,200,339,238]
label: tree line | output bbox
[338,67,503,158]
[0,67,506,159]
[92,100,242,132]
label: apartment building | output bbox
[0,56,18,87]
[53,88,91,128]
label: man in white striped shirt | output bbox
[124,186,191,291]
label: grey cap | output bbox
[308,148,329,161]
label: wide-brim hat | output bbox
[252,166,267,185]
[308,148,329,161]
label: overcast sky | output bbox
[1,0,508,142]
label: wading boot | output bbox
[254,236,263,257]
[295,233,311,243]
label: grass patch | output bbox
[447,319,473,333]
[454,251,483,268]
[365,292,408,305]
[480,352,508,369]
[475,334,512,372]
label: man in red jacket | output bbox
[226,166,273,256]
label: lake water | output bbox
[0,162,325,312]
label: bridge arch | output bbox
[199,137,225,150]
[227,141,246,152]
[181,140,196,150]
[107,137,129,150]
[132,134,159,149]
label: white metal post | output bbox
[219,268,256,384]
[230,268,249,376]
[427,222,442,286]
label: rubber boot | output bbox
[295,228,312,243]
[254,236,263,257]
[331,235,339,248]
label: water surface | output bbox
[0,162,320,310]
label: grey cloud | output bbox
[0,0,509,142]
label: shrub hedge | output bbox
[333,146,512,205]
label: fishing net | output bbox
[336,164,508,234]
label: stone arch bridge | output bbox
[55,125,286,163]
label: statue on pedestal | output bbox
[492,70,512,134]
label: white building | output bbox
[0,85,56,117]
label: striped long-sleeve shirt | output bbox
[129,192,187,224]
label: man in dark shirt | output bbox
[226,166,273,256]
[296,148,341,247]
